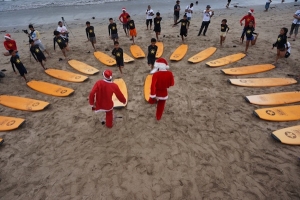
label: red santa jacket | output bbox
[89,79,126,111]
[3,39,17,51]
[150,70,174,100]
[240,15,255,27]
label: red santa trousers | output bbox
[105,110,113,128]
[149,98,166,120]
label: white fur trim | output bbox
[150,94,156,98]
[154,62,169,70]
[103,79,112,83]
[4,36,11,39]
[156,96,168,100]
[94,107,113,112]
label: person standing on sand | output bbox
[174,0,181,24]
[119,8,130,36]
[244,21,259,54]
[239,9,255,43]
[272,27,288,64]
[9,50,28,82]
[53,30,69,60]
[153,12,162,41]
[173,14,190,43]
[85,21,96,52]
[288,10,300,41]
[198,5,214,36]
[57,21,69,45]
[220,19,230,47]
[3,34,18,56]
[149,58,174,121]
[146,5,154,30]
[108,18,119,43]
[265,0,272,11]
[89,69,126,128]
[28,24,50,57]
[185,3,194,21]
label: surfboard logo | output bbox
[6,120,15,126]
[60,90,67,94]
[285,131,296,139]
[266,110,275,116]
[75,76,81,79]
[32,102,40,107]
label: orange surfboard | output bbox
[229,78,297,87]
[112,78,128,108]
[206,53,246,67]
[0,95,49,111]
[144,75,152,101]
[45,69,88,83]
[27,80,74,97]
[221,64,275,75]
[68,60,99,75]
[0,116,25,131]
[245,91,300,106]
[188,47,217,63]
[94,51,116,66]
[254,105,300,122]
[272,125,300,145]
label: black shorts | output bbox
[154,27,161,33]
[37,54,46,63]
[16,65,27,76]
[59,43,67,50]
[285,52,290,58]
[116,59,124,67]
[180,30,187,37]
[147,57,156,65]
[146,19,153,26]
[277,47,286,52]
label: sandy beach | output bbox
[0,1,300,199]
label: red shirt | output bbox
[240,15,255,27]
[119,12,130,24]
[150,70,175,100]
[3,39,17,51]
[89,79,126,111]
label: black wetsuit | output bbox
[154,17,162,32]
[147,45,158,65]
[273,34,287,51]
[174,19,190,36]
[112,48,124,67]
[53,36,67,50]
[108,23,118,35]
[30,44,46,62]
[10,55,27,76]
[86,26,95,38]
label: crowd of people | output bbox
[1,1,299,127]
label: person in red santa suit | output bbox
[148,58,175,120]
[3,34,18,56]
[89,69,126,128]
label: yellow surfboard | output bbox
[94,51,116,66]
[156,42,164,58]
[45,69,88,83]
[229,78,297,87]
[112,78,128,108]
[27,80,74,97]
[206,53,246,67]
[188,47,217,63]
[254,105,300,122]
[123,53,134,63]
[170,44,188,61]
[221,64,275,75]
[68,60,99,75]
[272,125,300,145]
[144,74,152,101]
[0,95,49,111]
[245,91,300,106]
[0,116,25,131]
[130,45,145,58]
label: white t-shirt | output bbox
[202,10,212,22]
[146,9,154,20]
[57,25,68,38]
[292,10,300,24]
[266,0,272,3]
[286,42,291,53]
[185,5,193,18]
[30,30,41,44]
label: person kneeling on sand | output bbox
[53,30,69,61]
[9,50,28,82]
[89,70,126,128]
[148,58,175,121]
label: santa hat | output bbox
[248,9,254,14]
[122,7,126,11]
[4,34,11,40]
[150,58,169,74]
[103,69,113,81]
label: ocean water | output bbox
[0,0,128,12]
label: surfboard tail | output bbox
[271,133,282,143]
[252,111,260,118]
[244,96,250,103]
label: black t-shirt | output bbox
[175,19,190,31]
[10,55,24,72]
[154,17,162,29]
[30,44,45,61]
[108,23,118,35]
[245,26,257,38]
[112,47,123,61]
[275,34,287,49]
[53,36,67,50]
[127,20,135,29]
[221,24,229,32]
[86,26,95,38]
[174,4,180,16]
[148,45,158,58]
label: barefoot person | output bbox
[153,12,162,41]
[53,30,69,60]
[29,39,47,70]
[226,0,231,8]
[244,21,259,54]
[119,8,130,36]
[288,10,300,41]
[220,19,230,47]
[147,38,158,71]
[127,15,137,44]
[272,27,288,64]
[9,50,28,82]
[3,34,18,56]
[112,41,124,75]
[146,5,154,30]
[173,14,190,43]
[149,58,175,121]
[108,18,119,43]
[57,21,69,45]
[265,0,272,11]
[174,0,181,24]
[185,3,194,21]
[240,9,255,43]
[198,5,214,36]
[85,21,96,52]
[89,69,126,128]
